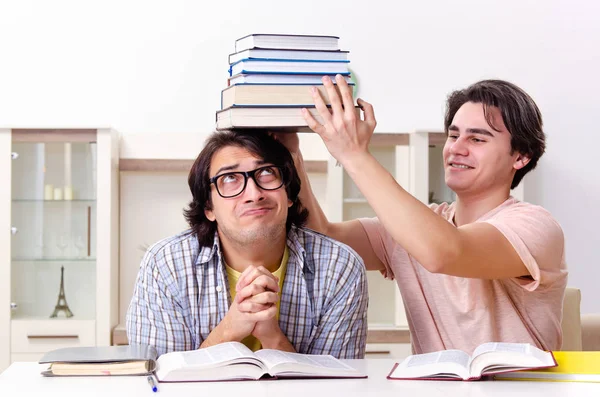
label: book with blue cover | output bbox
[229,58,350,77]
[229,73,352,85]
[229,48,349,65]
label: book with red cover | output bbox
[387,342,557,381]
[155,342,366,382]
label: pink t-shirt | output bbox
[360,197,567,355]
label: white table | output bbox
[1,359,599,397]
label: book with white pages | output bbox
[229,73,353,86]
[220,84,347,108]
[229,58,350,77]
[39,345,158,376]
[387,342,557,381]
[215,105,360,131]
[155,342,366,382]
[229,48,349,65]
[235,34,339,52]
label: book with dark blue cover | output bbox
[229,58,350,77]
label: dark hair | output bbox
[184,130,308,246]
[444,79,545,189]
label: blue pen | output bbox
[147,375,158,392]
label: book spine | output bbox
[230,58,350,67]
[233,70,351,76]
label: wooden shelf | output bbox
[111,324,410,346]
[366,328,411,344]
[428,132,447,145]
[370,132,446,147]
[120,159,328,173]
[343,198,369,204]
[305,160,327,173]
[12,129,97,143]
[118,132,444,173]
[119,159,194,172]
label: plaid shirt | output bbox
[126,226,368,358]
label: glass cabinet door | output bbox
[11,141,97,320]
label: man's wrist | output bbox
[339,150,374,177]
[204,314,246,347]
[257,327,288,349]
[221,314,247,342]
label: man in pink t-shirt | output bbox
[277,78,567,355]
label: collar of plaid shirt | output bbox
[195,225,313,274]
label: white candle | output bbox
[44,184,54,200]
[53,187,63,200]
[64,186,73,201]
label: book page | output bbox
[155,342,266,381]
[256,350,353,371]
[469,343,554,378]
[472,342,530,358]
[390,350,470,380]
[181,342,256,366]
[255,350,360,377]
[407,350,470,369]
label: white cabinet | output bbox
[325,131,440,331]
[0,128,119,371]
[365,343,412,360]
[326,144,406,329]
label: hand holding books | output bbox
[302,74,376,165]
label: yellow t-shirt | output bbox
[225,246,288,351]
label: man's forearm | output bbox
[293,152,330,234]
[341,151,461,272]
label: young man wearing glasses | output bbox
[126,130,368,358]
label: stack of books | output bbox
[216,33,355,131]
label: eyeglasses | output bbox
[209,165,285,198]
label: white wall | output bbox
[1,0,599,312]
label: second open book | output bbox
[155,342,365,382]
[388,342,557,381]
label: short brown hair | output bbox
[444,79,545,189]
[184,130,308,247]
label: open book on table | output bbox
[155,341,365,382]
[387,342,556,381]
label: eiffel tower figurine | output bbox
[50,266,74,318]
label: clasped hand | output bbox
[224,265,281,342]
